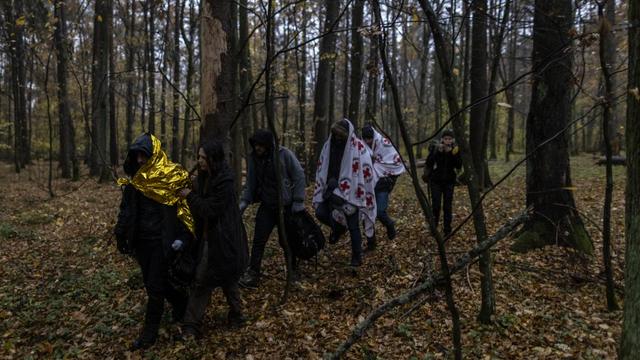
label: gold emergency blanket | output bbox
[116,134,194,234]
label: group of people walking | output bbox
[114,119,461,350]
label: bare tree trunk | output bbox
[513,0,592,254]
[294,1,307,162]
[469,0,489,189]
[200,0,237,152]
[229,0,242,191]
[486,0,512,164]
[419,0,495,326]
[620,1,640,356]
[364,15,379,125]
[108,0,117,167]
[91,0,111,181]
[124,0,136,149]
[181,0,197,163]
[597,1,619,312]
[171,0,183,161]
[159,3,170,145]
[341,7,350,120]
[369,3,462,358]
[417,22,431,158]
[3,0,28,171]
[505,3,517,162]
[264,0,293,303]
[311,0,339,177]
[348,0,364,128]
[147,0,156,135]
[54,0,79,180]
[604,0,620,154]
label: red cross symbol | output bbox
[357,141,364,151]
[356,186,364,198]
[383,138,391,145]
[394,154,401,164]
[352,160,360,173]
[366,194,374,207]
[339,181,350,192]
[363,167,372,179]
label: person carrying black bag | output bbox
[422,129,462,236]
[114,133,193,351]
[237,129,307,289]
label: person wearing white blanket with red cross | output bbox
[313,119,377,267]
[361,124,405,251]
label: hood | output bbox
[249,129,275,151]
[123,133,154,176]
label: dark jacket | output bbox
[115,133,192,256]
[187,165,249,286]
[241,130,305,207]
[115,184,192,257]
[425,145,462,184]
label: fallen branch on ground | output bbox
[326,210,530,359]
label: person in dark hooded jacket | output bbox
[423,129,462,235]
[177,140,249,338]
[114,133,191,350]
[237,129,306,289]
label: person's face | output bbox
[198,148,208,172]
[364,138,373,147]
[442,136,454,145]
[254,144,267,157]
[136,152,149,166]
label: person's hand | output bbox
[171,239,184,251]
[177,188,191,198]
[239,201,248,214]
[291,202,305,213]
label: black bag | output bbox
[285,210,326,260]
[375,175,398,193]
[168,249,197,294]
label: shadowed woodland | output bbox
[1,0,640,358]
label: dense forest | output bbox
[1,0,639,358]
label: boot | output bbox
[350,253,362,267]
[131,294,162,350]
[386,220,397,240]
[227,311,246,329]
[365,236,376,252]
[238,269,260,289]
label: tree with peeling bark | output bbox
[512,0,593,254]
[199,0,237,153]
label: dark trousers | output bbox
[183,242,242,332]
[136,240,187,336]
[375,190,394,228]
[315,201,362,261]
[249,204,296,274]
[430,181,455,233]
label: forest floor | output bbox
[0,154,626,359]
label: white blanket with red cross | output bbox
[368,128,406,178]
[313,120,378,237]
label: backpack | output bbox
[285,209,326,260]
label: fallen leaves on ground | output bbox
[0,155,624,359]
